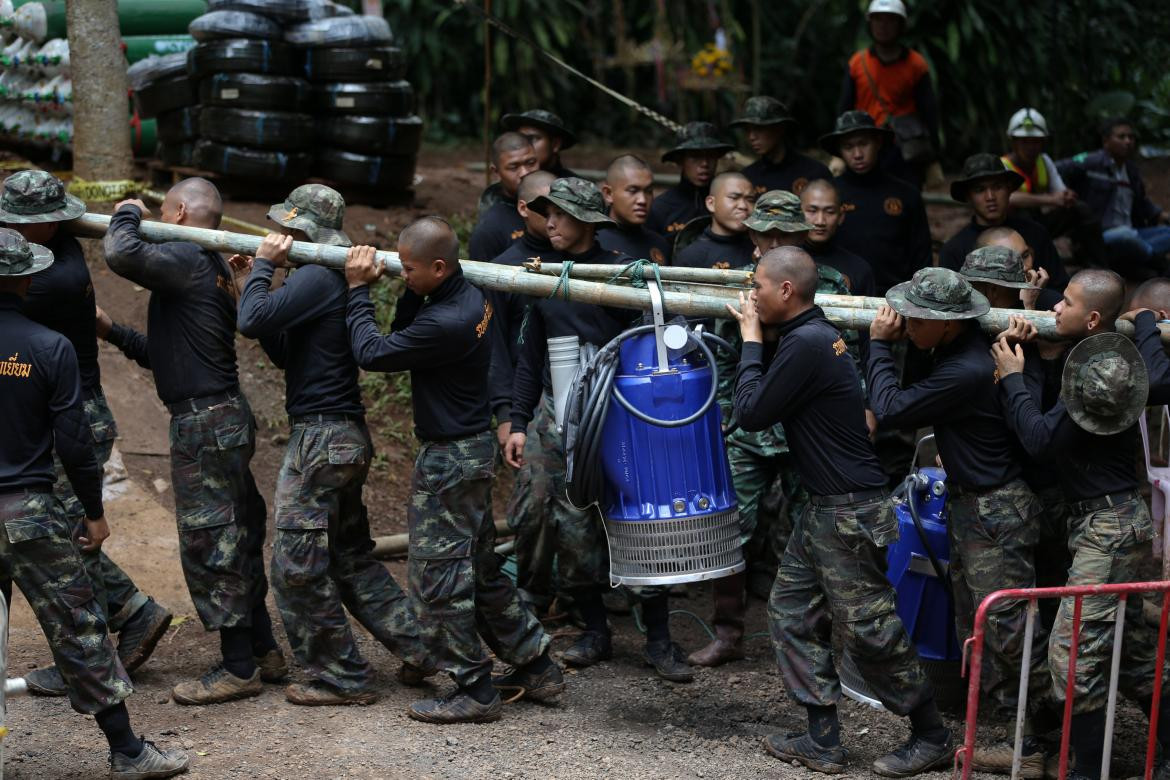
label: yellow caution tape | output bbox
[66,178,144,202]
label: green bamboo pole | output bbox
[66,213,1167,343]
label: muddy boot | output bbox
[25,666,68,697]
[872,733,954,777]
[492,653,565,703]
[108,740,190,779]
[253,648,289,683]
[408,689,503,724]
[286,681,378,706]
[171,666,262,705]
[764,732,848,774]
[687,571,746,667]
[969,736,1045,778]
[117,599,173,674]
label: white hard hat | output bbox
[1007,107,1050,138]
[867,0,907,19]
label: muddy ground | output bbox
[2,146,1165,778]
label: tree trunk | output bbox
[66,0,133,182]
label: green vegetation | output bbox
[387,0,1170,160]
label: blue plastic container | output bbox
[886,466,961,662]
[597,331,742,586]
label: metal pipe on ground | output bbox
[371,518,512,559]
[67,213,1168,344]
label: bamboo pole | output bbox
[67,213,1168,344]
[372,518,512,559]
[525,259,754,286]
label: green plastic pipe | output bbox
[122,34,197,64]
[14,0,207,42]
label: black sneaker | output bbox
[561,630,612,668]
[764,732,848,774]
[109,739,190,778]
[408,689,503,724]
[492,661,566,703]
[643,640,694,683]
[872,733,954,777]
[25,666,67,697]
[117,599,173,673]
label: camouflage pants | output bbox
[524,394,608,591]
[948,480,1051,719]
[727,444,806,573]
[169,394,268,631]
[769,495,933,716]
[0,491,132,714]
[505,396,554,606]
[1051,494,1167,713]
[271,418,431,693]
[52,391,149,632]
[409,430,550,688]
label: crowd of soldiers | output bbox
[1,0,1169,777]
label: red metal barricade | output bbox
[954,581,1170,780]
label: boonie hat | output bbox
[1061,332,1148,435]
[1007,108,1050,139]
[500,109,577,150]
[729,96,797,130]
[662,122,735,164]
[267,183,351,247]
[950,153,1025,202]
[0,227,53,277]
[960,245,1033,289]
[743,190,813,233]
[0,169,86,224]
[819,111,894,156]
[528,177,615,227]
[886,267,990,320]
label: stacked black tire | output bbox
[289,14,421,193]
[128,52,199,167]
[184,4,314,181]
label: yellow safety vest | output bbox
[1001,154,1049,194]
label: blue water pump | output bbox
[561,284,743,587]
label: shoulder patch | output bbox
[884,196,903,216]
[792,177,809,195]
[510,229,524,240]
[476,301,493,339]
[667,222,687,233]
[832,338,847,357]
[841,201,857,213]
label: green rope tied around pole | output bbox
[517,260,575,345]
[607,258,662,290]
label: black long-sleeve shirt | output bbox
[0,296,103,518]
[740,150,832,197]
[867,326,1023,490]
[487,231,552,421]
[832,168,931,294]
[468,196,524,263]
[674,228,755,270]
[647,178,709,241]
[509,243,636,433]
[103,205,239,405]
[347,266,492,441]
[598,222,672,265]
[733,306,886,495]
[938,214,1068,311]
[807,239,876,297]
[1133,310,1170,406]
[22,232,101,395]
[999,368,1139,501]
[237,259,363,417]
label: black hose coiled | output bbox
[563,326,729,510]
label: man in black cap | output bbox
[0,170,172,698]
[800,178,877,298]
[820,111,930,294]
[101,179,281,706]
[728,245,950,777]
[598,154,671,264]
[674,172,755,270]
[470,132,539,261]
[994,269,1170,780]
[939,153,1068,311]
[868,266,1053,776]
[730,96,830,197]
[500,108,577,178]
[0,227,189,777]
[647,121,734,241]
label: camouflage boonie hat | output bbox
[500,109,577,150]
[662,121,735,163]
[950,153,1025,203]
[743,190,813,233]
[1061,332,1148,435]
[0,169,86,224]
[886,267,990,320]
[729,96,797,129]
[960,245,1033,289]
[266,184,351,247]
[818,110,894,156]
[528,177,615,227]
[0,227,53,277]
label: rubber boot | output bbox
[687,571,747,667]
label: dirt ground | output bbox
[2,147,1166,778]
